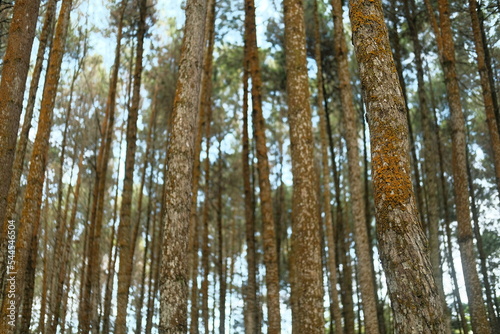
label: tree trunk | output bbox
[402,0,451,330]
[245,1,281,333]
[283,0,325,332]
[428,68,470,334]
[80,2,127,332]
[0,0,72,331]
[159,0,207,331]
[0,0,41,229]
[323,88,355,334]
[424,0,492,331]
[313,1,343,332]
[242,35,259,334]
[466,142,500,332]
[331,1,380,332]
[3,0,56,225]
[386,0,425,230]
[216,139,226,334]
[189,2,215,332]
[468,0,500,198]
[101,127,125,334]
[115,0,148,331]
[349,0,447,332]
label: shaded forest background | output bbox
[0,0,499,333]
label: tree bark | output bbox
[245,1,281,332]
[159,0,207,332]
[313,1,343,332]
[283,0,325,332]
[0,0,41,229]
[349,0,447,332]
[0,0,72,331]
[3,0,56,226]
[331,1,380,332]
[189,2,215,332]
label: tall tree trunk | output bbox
[145,186,159,334]
[245,1,281,333]
[18,171,50,334]
[115,0,148,331]
[466,141,500,332]
[424,0,491,332]
[189,2,215,333]
[402,0,451,330]
[477,2,500,132]
[200,104,213,334]
[216,139,226,334]
[135,158,156,334]
[0,0,72,331]
[37,174,52,333]
[3,0,56,225]
[80,2,128,332]
[0,0,41,228]
[101,127,125,334]
[48,41,86,334]
[283,0,325,332]
[331,1,380,332]
[242,35,259,334]
[428,68,470,334]
[386,0,425,229]
[349,0,447,332]
[313,1,343,332]
[468,0,500,197]
[323,89,355,334]
[159,0,207,331]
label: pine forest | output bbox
[0,0,500,333]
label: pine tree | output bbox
[159,0,207,332]
[283,0,325,332]
[349,0,447,331]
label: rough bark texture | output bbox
[283,0,325,332]
[245,1,281,332]
[313,1,343,332]
[3,0,56,225]
[402,0,451,330]
[331,1,380,332]
[0,0,72,331]
[159,0,207,332]
[189,2,215,332]
[242,37,259,334]
[349,0,447,332]
[424,0,492,332]
[0,0,41,229]
[115,0,147,331]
